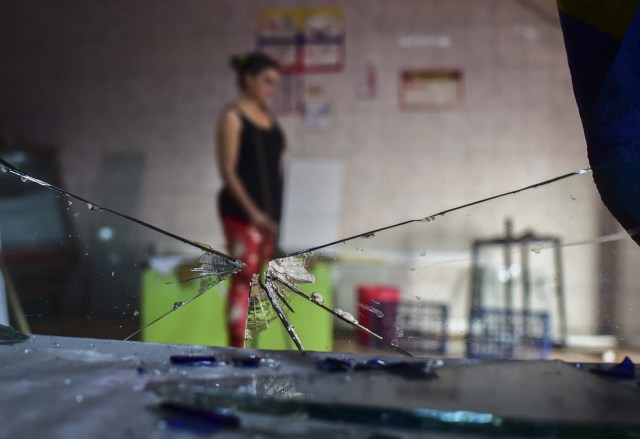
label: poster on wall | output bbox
[398,69,463,110]
[257,7,345,73]
[303,84,331,128]
[272,73,304,116]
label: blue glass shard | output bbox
[170,355,218,366]
[160,401,240,434]
[232,354,261,368]
[316,357,436,379]
[590,356,635,379]
[315,357,355,372]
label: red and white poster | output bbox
[257,7,345,74]
[399,69,463,110]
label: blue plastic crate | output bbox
[466,307,551,360]
[395,302,448,355]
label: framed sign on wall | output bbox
[398,69,463,110]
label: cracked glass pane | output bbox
[3,1,640,437]
[266,165,640,360]
[1,151,638,361]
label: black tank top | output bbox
[218,109,285,223]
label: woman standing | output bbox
[217,52,285,348]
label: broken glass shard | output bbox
[315,357,437,379]
[336,309,358,325]
[245,253,315,346]
[267,254,315,285]
[232,354,261,368]
[170,355,218,366]
[359,304,384,318]
[316,357,355,372]
[590,356,636,379]
[158,401,241,434]
[246,274,272,333]
[352,360,437,380]
[194,252,245,281]
[261,276,304,351]
[0,324,28,344]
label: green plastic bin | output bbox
[141,261,333,351]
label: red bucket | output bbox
[356,285,400,346]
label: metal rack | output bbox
[467,219,566,358]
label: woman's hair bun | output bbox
[230,55,248,72]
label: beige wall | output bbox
[0,0,586,241]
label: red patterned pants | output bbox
[221,215,273,348]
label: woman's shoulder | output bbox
[219,103,243,128]
[221,101,243,117]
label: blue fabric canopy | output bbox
[559,0,640,243]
